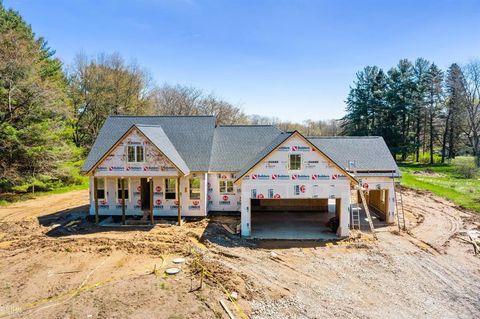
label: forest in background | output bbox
[342,59,480,166]
[1,3,478,198]
[0,4,339,196]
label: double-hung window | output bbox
[219,180,234,194]
[165,178,177,200]
[127,145,145,163]
[289,154,301,170]
[96,178,106,200]
[189,178,201,200]
[117,179,129,200]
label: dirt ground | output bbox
[0,189,479,319]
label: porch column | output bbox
[93,177,99,224]
[177,176,182,225]
[240,185,251,237]
[336,195,350,237]
[121,177,126,225]
[149,178,154,225]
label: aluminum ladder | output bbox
[350,191,362,230]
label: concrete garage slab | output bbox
[251,211,338,240]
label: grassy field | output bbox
[399,162,480,213]
[0,177,89,206]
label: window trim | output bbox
[117,178,129,200]
[96,178,106,200]
[126,145,145,163]
[289,153,302,171]
[219,180,234,195]
[165,178,177,200]
[189,178,201,200]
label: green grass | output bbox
[0,176,89,206]
[399,162,480,213]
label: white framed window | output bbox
[117,179,129,200]
[127,145,145,163]
[96,178,106,200]
[294,185,300,196]
[289,154,301,170]
[189,178,201,200]
[219,180,234,194]
[165,178,177,200]
[268,189,274,198]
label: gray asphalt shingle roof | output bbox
[82,116,216,173]
[308,136,400,177]
[209,125,283,172]
[135,125,190,175]
[83,116,399,178]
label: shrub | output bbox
[418,153,442,164]
[452,156,478,178]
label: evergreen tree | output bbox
[0,3,74,192]
[442,63,467,162]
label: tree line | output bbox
[342,58,480,166]
[0,4,337,193]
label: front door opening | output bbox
[140,178,152,211]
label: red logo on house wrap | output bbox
[272,174,277,180]
[257,194,264,199]
[155,186,162,192]
[137,186,141,191]
[174,200,179,205]
[223,195,229,201]
[292,174,298,180]
[193,200,199,205]
[312,175,317,180]
[332,174,338,180]
[207,195,211,201]
[221,174,228,179]
[363,182,369,189]
[300,185,306,193]
[137,199,141,205]
[273,194,281,199]
[292,146,298,151]
[101,200,107,205]
[156,199,162,205]
[251,174,258,180]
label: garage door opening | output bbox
[250,198,341,240]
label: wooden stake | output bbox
[219,300,235,319]
[121,178,126,225]
[93,177,99,224]
[149,178,154,225]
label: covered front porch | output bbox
[90,176,185,225]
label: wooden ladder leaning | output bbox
[392,172,406,231]
[349,163,377,238]
[356,185,377,239]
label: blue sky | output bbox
[4,0,480,122]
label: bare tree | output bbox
[149,84,249,125]
[463,61,480,166]
[67,52,152,148]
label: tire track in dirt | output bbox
[0,190,89,222]
[401,189,467,252]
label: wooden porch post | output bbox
[121,178,126,225]
[149,178,154,225]
[177,176,181,226]
[93,177,99,224]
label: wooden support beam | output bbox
[93,177,99,224]
[149,178,154,225]
[177,176,181,226]
[121,178,126,225]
